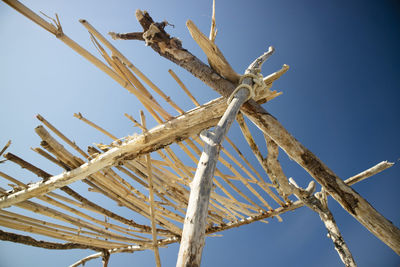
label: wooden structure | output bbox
[1,1,399,266]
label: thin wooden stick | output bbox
[168,69,200,107]
[0,140,11,157]
[289,179,356,267]
[236,113,289,201]
[73,113,118,140]
[209,0,217,42]
[79,19,183,115]
[141,111,162,267]
[36,114,88,158]
[344,161,393,186]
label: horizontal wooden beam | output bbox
[0,87,277,209]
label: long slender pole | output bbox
[176,50,272,267]
[176,88,249,267]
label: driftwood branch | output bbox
[177,50,271,267]
[117,10,400,254]
[289,179,356,267]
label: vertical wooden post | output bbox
[176,50,273,267]
[176,88,249,267]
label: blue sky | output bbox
[0,0,399,266]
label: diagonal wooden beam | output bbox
[121,10,400,255]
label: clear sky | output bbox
[0,0,399,266]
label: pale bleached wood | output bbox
[36,114,88,158]
[72,117,185,230]
[0,97,226,207]
[186,20,240,83]
[2,152,154,240]
[289,179,356,267]
[79,19,183,115]
[141,111,162,267]
[111,56,169,121]
[178,139,263,217]
[264,134,293,197]
[177,87,250,267]
[177,48,271,266]
[171,77,283,212]
[128,11,400,253]
[188,137,272,210]
[236,113,289,201]
[35,126,180,235]
[209,0,217,42]
[344,161,393,186]
[29,128,164,235]
[168,69,200,107]
[0,140,11,157]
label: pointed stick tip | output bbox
[135,9,144,20]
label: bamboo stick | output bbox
[32,147,70,170]
[0,89,294,211]
[209,0,217,42]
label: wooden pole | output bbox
[141,111,162,267]
[289,179,356,267]
[176,50,270,266]
[176,88,250,267]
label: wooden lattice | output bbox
[1,1,399,266]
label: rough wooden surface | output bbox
[177,88,250,267]
[128,10,400,254]
[290,179,357,267]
